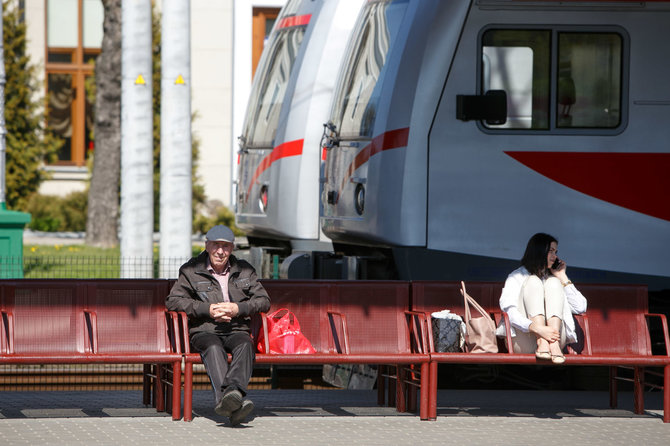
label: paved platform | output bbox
[1,389,668,445]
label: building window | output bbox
[46,0,103,166]
[252,7,280,78]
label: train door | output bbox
[428,1,670,282]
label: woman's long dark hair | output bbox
[521,232,558,277]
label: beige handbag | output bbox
[461,281,498,353]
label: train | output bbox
[237,0,670,292]
[235,0,365,259]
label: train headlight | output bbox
[259,185,268,213]
[354,183,365,215]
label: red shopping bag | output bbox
[256,308,316,354]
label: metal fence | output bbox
[0,256,189,279]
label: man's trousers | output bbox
[190,331,255,404]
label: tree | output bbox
[85,0,121,247]
[85,1,205,245]
[3,1,60,210]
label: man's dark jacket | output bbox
[166,252,271,336]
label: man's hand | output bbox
[209,302,239,323]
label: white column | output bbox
[159,0,192,278]
[121,0,154,278]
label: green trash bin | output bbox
[0,203,31,278]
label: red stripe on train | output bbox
[339,128,410,195]
[505,151,670,222]
[246,139,304,199]
[277,14,311,29]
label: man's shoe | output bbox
[215,389,242,417]
[230,399,254,426]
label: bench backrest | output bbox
[1,279,174,356]
[576,283,650,356]
[260,280,412,355]
[1,280,86,354]
[411,281,503,318]
[411,280,651,356]
[327,281,411,354]
[84,280,172,354]
[259,280,329,353]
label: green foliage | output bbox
[3,2,62,210]
[25,191,89,232]
[193,204,244,236]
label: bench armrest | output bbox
[326,311,350,354]
[405,310,432,354]
[498,312,514,354]
[165,311,182,354]
[83,310,98,354]
[169,311,191,354]
[250,312,269,354]
[571,313,592,355]
[1,310,14,354]
[646,313,670,356]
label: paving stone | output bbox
[0,389,668,445]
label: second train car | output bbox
[235,0,365,261]
[320,0,670,289]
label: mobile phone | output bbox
[551,258,561,270]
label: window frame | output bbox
[476,25,629,136]
[44,0,101,167]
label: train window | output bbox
[243,26,306,148]
[332,0,409,139]
[557,33,622,128]
[481,28,624,132]
[481,30,551,130]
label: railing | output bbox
[0,257,189,279]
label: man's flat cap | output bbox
[205,225,235,243]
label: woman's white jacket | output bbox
[498,266,587,344]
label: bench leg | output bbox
[377,365,386,406]
[396,365,406,413]
[172,360,182,421]
[428,361,437,421]
[609,366,618,409]
[183,361,194,422]
[142,364,152,406]
[419,361,432,421]
[407,366,417,413]
[634,366,644,415]
[664,364,670,423]
[155,365,165,412]
[388,373,396,408]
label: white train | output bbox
[237,0,670,290]
[235,0,365,257]
[319,0,670,289]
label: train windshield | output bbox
[331,0,409,139]
[242,23,306,148]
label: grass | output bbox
[17,243,205,279]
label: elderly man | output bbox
[166,225,270,425]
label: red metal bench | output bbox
[410,281,670,422]
[0,279,182,419]
[171,280,431,421]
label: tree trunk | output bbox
[86,0,121,247]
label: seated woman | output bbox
[498,233,587,363]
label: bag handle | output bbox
[268,308,296,326]
[461,281,490,322]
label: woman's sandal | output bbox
[535,350,551,360]
[551,354,566,364]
